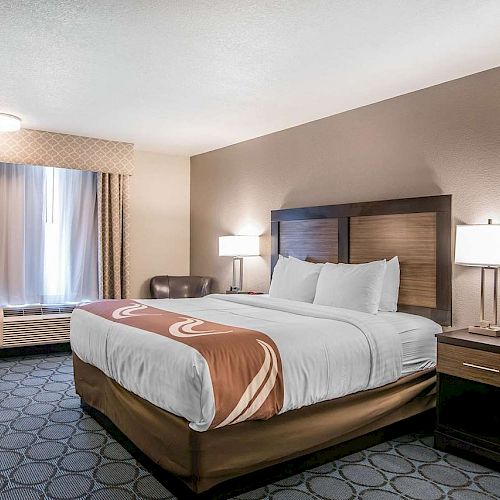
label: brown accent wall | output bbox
[190,68,500,328]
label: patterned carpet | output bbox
[0,353,498,499]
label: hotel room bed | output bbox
[72,195,452,495]
[72,294,438,431]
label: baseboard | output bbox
[0,342,71,358]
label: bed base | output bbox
[83,400,435,499]
[74,354,436,498]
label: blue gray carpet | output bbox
[0,353,499,499]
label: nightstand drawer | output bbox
[438,343,500,387]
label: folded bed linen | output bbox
[379,311,440,375]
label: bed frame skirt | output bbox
[73,354,436,494]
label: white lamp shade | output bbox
[455,224,500,267]
[219,235,260,257]
[0,113,21,132]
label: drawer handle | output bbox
[462,362,499,373]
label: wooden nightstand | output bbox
[435,329,500,469]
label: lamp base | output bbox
[468,324,500,337]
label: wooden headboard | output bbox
[271,195,452,325]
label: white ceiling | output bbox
[1,1,500,156]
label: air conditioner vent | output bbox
[3,304,76,318]
[3,306,42,318]
[1,304,75,347]
[42,304,76,315]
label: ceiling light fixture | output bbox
[0,113,22,132]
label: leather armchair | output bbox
[150,275,212,299]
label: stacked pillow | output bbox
[269,255,400,314]
[313,260,387,314]
[269,255,323,303]
[378,256,400,312]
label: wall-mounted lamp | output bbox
[455,219,500,336]
[218,235,260,292]
[0,113,22,132]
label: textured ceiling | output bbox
[1,1,500,155]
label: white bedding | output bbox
[70,294,426,431]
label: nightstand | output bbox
[435,329,500,469]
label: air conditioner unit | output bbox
[0,304,75,348]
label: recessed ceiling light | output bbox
[0,113,22,132]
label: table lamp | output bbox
[455,219,500,336]
[218,235,260,292]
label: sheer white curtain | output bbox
[0,163,45,305]
[42,167,98,303]
[0,163,98,306]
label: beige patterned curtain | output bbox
[97,173,130,299]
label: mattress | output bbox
[380,311,440,375]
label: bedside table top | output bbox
[436,329,500,354]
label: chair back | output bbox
[150,275,212,299]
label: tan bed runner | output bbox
[79,299,284,428]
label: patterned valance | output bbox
[0,129,134,175]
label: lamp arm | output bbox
[481,267,485,323]
[495,268,499,326]
[240,257,244,292]
[231,257,244,292]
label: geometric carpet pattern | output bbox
[0,353,499,500]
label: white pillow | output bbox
[379,256,400,312]
[269,255,323,303]
[313,260,387,314]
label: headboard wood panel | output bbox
[350,213,437,309]
[279,219,339,263]
[271,195,451,325]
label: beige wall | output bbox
[130,151,190,298]
[191,67,500,328]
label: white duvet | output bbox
[70,294,403,431]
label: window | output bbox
[0,163,98,306]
